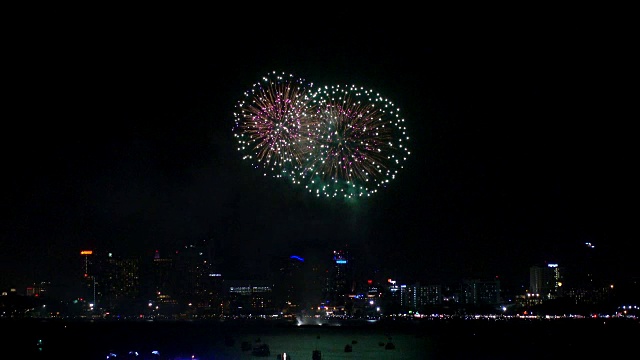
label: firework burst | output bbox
[297,84,410,198]
[232,73,410,199]
[232,71,317,178]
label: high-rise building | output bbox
[323,249,353,310]
[150,250,178,315]
[270,255,305,315]
[100,252,141,314]
[411,283,442,310]
[529,263,563,300]
[462,278,501,305]
[382,278,403,314]
[173,239,222,315]
[79,250,97,307]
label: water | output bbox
[6,317,639,359]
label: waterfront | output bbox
[7,317,639,359]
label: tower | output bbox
[80,249,97,308]
[323,249,353,312]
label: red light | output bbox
[367,280,373,285]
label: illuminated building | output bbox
[172,238,224,316]
[225,280,274,316]
[80,250,97,308]
[150,250,178,314]
[462,278,501,305]
[100,252,141,314]
[322,249,353,311]
[411,283,442,309]
[25,281,50,298]
[530,263,563,300]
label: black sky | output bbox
[2,12,636,296]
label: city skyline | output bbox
[1,235,619,302]
[2,17,636,300]
[6,238,634,322]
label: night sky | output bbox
[2,13,635,297]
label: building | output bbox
[269,254,305,315]
[411,283,442,311]
[79,249,98,308]
[172,239,223,316]
[225,279,274,316]
[149,249,179,316]
[462,278,501,306]
[322,249,354,312]
[100,252,141,315]
[530,263,563,300]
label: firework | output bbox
[232,73,410,199]
[232,71,317,178]
[294,84,410,198]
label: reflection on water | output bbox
[7,317,639,360]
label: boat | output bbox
[385,342,396,350]
[252,343,271,357]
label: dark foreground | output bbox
[4,317,639,359]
